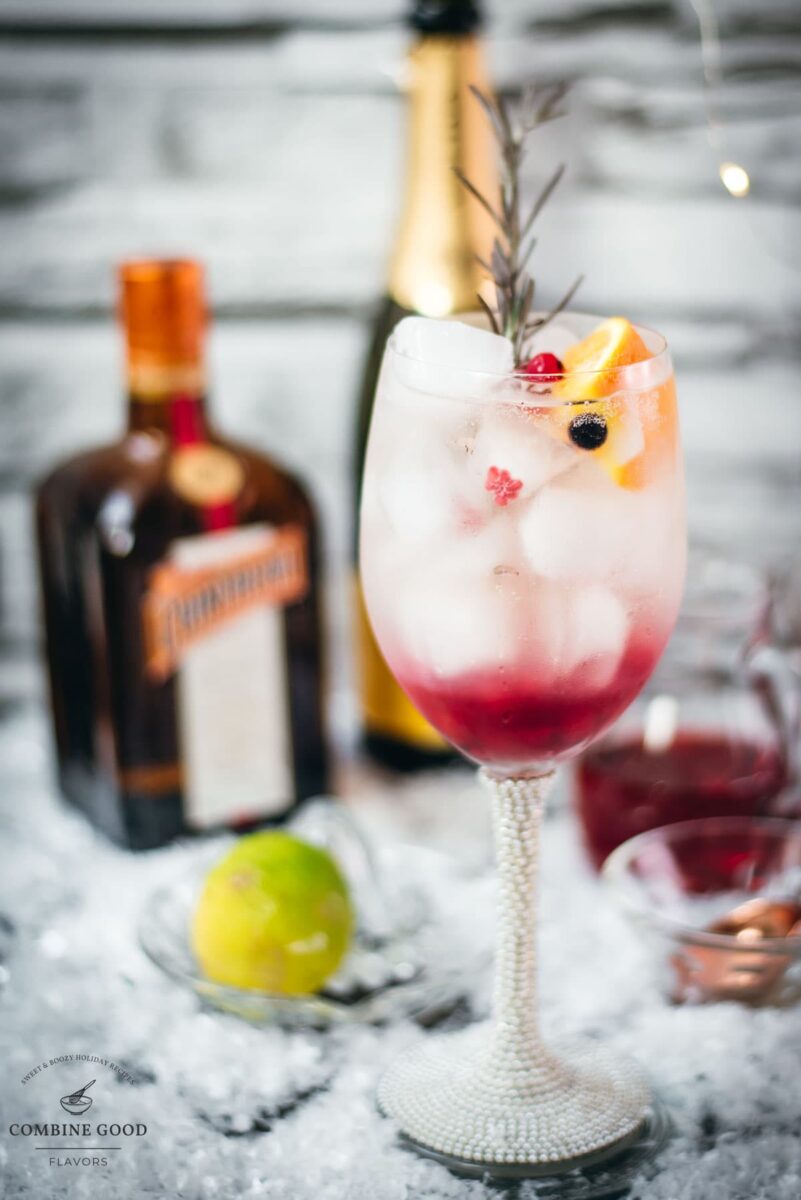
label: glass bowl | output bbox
[139,800,491,1027]
[603,816,801,1005]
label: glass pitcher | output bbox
[575,554,797,869]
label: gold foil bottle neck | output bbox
[389,34,497,316]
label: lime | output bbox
[192,831,354,996]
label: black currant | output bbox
[568,412,608,450]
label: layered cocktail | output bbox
[362,313,684,775]
[360,310,686,1176]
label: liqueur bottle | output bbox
[353,0,498,769]
[36,260,328,849]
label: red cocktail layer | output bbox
[395,640,663,775]
[576,731,787,869]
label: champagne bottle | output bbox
[354,0,498,769]
[36,260,329,848]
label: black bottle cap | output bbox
[409,0,483,35]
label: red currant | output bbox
[521,352,563,382]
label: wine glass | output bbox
[359,312,686,1177]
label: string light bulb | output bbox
[719,161,750,198]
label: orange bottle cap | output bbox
[119,259,207,397]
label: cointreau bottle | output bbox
[36,260,329,848]
[353,0,498,769]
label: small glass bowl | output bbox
[139,800,491,1027]
[603,816,801,1005]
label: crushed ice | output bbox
[1,710,800,1199]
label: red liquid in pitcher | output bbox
[576,731,787,869]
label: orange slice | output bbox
[559,317,651,398]
[552,317,658,489]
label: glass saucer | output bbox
[139,800,491,1028]
[604,815,801,1004]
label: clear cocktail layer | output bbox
[361,316,685,775]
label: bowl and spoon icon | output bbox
[60,1079,95,1116]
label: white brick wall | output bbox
[0,0,800,704]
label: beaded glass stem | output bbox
[378,769,651,1174]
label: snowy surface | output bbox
[1,707,801,1199]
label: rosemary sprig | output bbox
[455,82,584,366]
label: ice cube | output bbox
[392,316,514,399]
[469,401,577,501]
[529,581,628,691]
[603,396,645,467]
[566,586,629,689]
[517,459,667,589]
[381,367,478,453]
[375,440,470,545]
[392,524,525,678]
[364,375,482,547]
[394,316,515,375]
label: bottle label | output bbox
[142,524,307,829]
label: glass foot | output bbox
[378,1024,656,1179]
[393,1100,672,1196]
